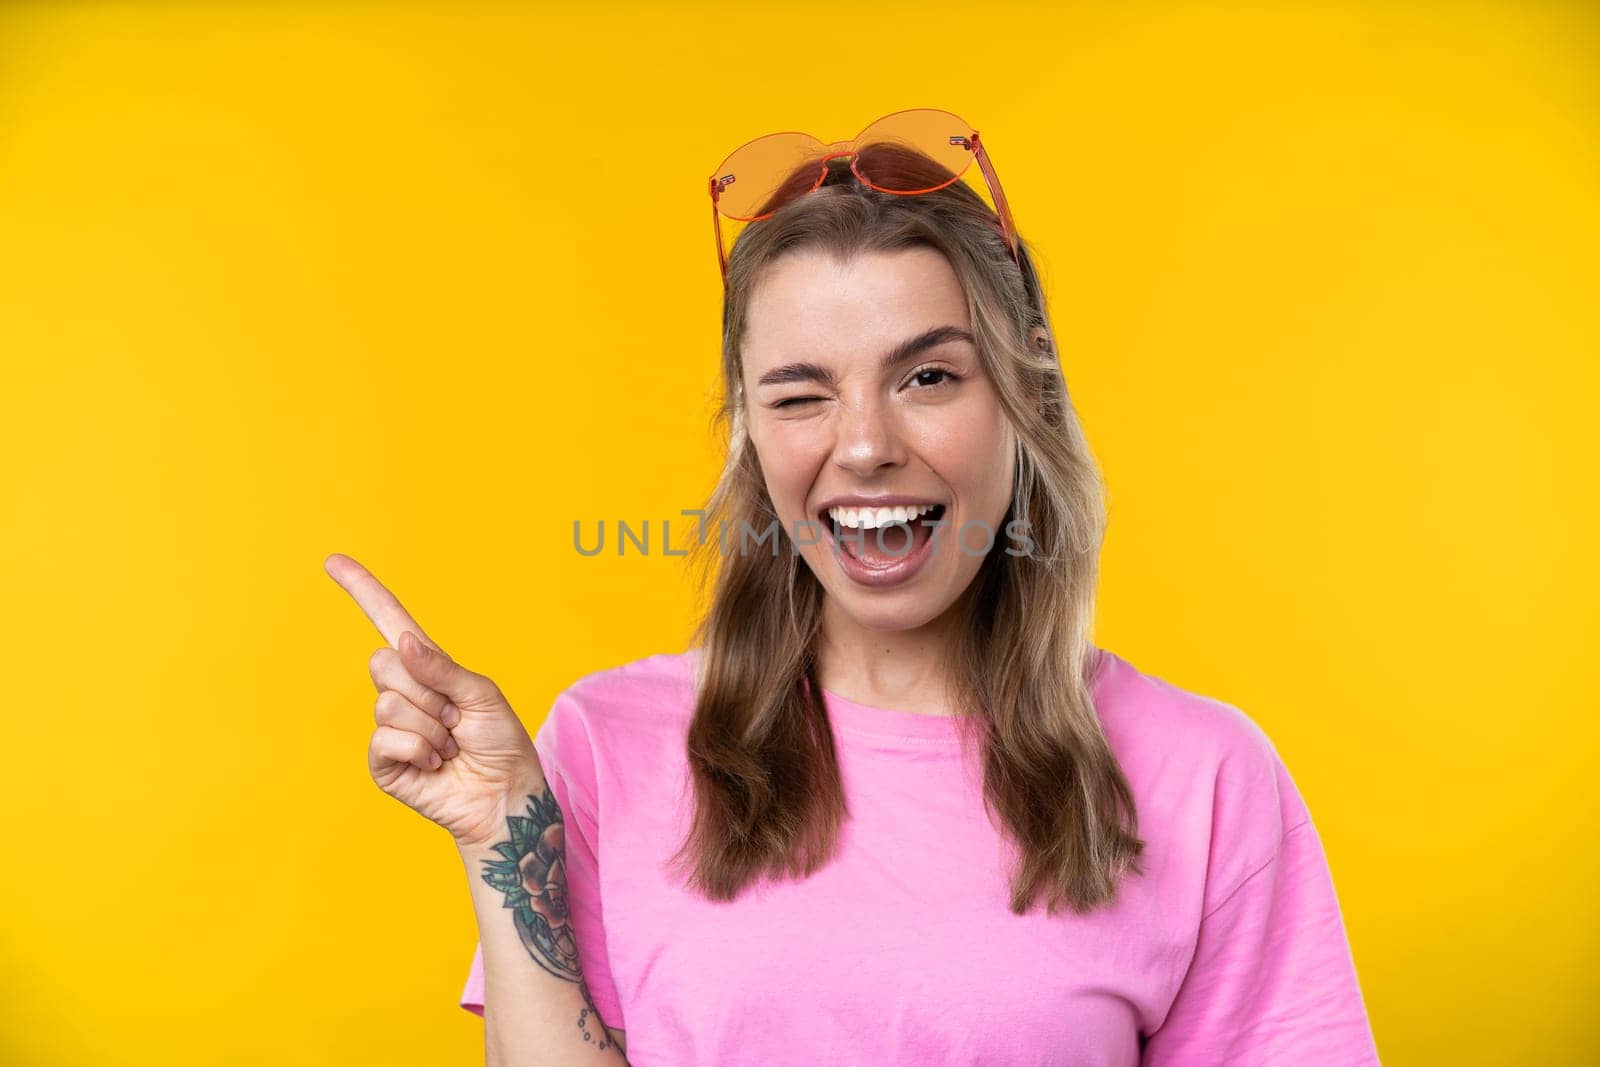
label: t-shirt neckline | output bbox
[685,646,1116,745]
[816,647,1116,744]
[819,686,967,742]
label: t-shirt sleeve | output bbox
[458,690,625,1031]
[1142,742,1379,1065]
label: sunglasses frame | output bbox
[707,108,1021,283]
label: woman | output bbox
[327,109,1379,1065]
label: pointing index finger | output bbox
[323,552,441,653]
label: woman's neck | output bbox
[813,595,963,716]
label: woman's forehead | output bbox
[743,247,970,359]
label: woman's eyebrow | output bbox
[754,325,975,388]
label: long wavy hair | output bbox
[667,142,1147,915]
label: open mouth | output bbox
[816,503,948,565]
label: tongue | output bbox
[844,518,933,563]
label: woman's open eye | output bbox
[908,366,960,390]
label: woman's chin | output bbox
[820,579,961,634]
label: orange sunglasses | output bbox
[707,107,1021,282]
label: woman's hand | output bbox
[324,552,542,851]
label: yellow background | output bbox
[2,1,1595,1063]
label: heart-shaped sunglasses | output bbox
[707,107,1021,282]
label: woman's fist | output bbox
[325,552,542,851]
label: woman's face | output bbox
[740,246,1021,634]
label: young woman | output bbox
[327,109,1379,1065]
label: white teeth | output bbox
[826,503,940,529]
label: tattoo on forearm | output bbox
[479,787,617,1053]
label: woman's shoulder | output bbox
[1091,646,1312,842]
[545,647,701,735]
[530,650,701,819]
[1093,646,1279,765]
[565,646,699,696]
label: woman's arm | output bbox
[321,555,626,1062]
[459,772,629,1065]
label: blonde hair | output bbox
[670,148,1146,915]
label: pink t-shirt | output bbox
[460,647,1379,1065]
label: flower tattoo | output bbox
[478,788,581,982]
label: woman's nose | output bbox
[831,397,907,478]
